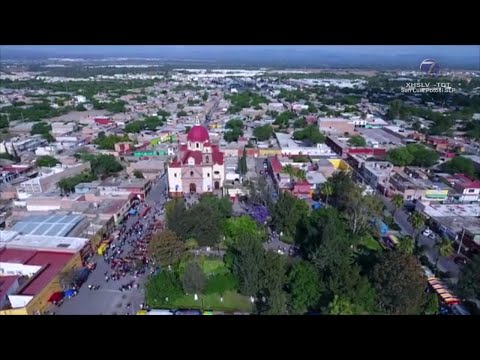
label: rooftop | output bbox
[11,214,85,237]
[0,248,74,297]
[0,230,88,252]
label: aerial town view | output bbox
[0,45,479,315]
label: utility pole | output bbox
[457,226,466,255]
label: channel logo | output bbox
[419,59,440,77]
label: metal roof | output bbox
[11,214,85,237]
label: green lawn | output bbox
[169,291,253,312]
[201,259,229,276]
[360,236,383,252]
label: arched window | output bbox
[190,171,194,177]
[196,143,199,148]
[207,173,210,177]
[205,155,210,163]
[174,173,177,178]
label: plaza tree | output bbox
[182,261,206,295]
[372,252,427,315]
[227,233,265,296]
[287,261,322,314]
[147,230,186,267]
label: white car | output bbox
[422,229,433,237]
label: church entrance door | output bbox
[189,183,197,193]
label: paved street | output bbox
[379,195,461,279]
[54,174,168,315]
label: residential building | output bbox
[17,163,90,195]
[359,161,394,191]
[388,167,450,200]
[325,136,387,158]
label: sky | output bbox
[1,45,478,68]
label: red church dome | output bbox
[187,124,209,143]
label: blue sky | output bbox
[1,45,478,68]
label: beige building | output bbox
[127,159,165,180]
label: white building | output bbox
[167,121,225,196]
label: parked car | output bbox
[423,229,433,237]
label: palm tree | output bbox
[397,236,414,255]
[409,212,424,242]
[434,237,454,275]
[322,182,333,207]
[391,194,404,218]
[283,164,295,183]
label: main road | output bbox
[54,173,169,315]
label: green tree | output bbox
[307,102,318,113]
[182,261,206,295]
[145,271,183,307]
[409,212,425,241]
[407,144,439,167]
[344,188,383,235]
[94,134,130,150]
[441,157,477,179]
[456,254,480,300]
[253,124,273,141]
[125,120,145,134]
[199,194,232,219]
[0,115,9,129]
[434,237,454,275]
[386,147,414,166]
[147,230,186,267]
[422,293,439,315]
[185,238,198,250]
[293,124,325,144]
[202,92,209,102]
[271,192,309,239]
[223,216,263,246]
[31,121,52,136]
[348,135,367,147]
[258,252,287,315]
[177,110,188,117]
[181,202,224,246]
[391,194,404,218]
[224,128,244,143]
[90,154,123,176]
[36,155,59,168]
[372,252,427,314]
[397,236,415,255]
[133,170,144,179]
[328,295,355,315]
[322,181,333,207]
[76,104,87,111]
[165,199,187,238]
[226,118,243,129]
[287,261,322,314]
[293,118,307,128]
[228,233,265,296]
[238,148,247,175]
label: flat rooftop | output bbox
[421,203,480,218]
[11,214,85,237]
[0,230,88,252]
[357,128,403,145]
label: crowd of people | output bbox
[88,198,167,295]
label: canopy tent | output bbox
[48,291,64,303]
[64,289,76,298]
